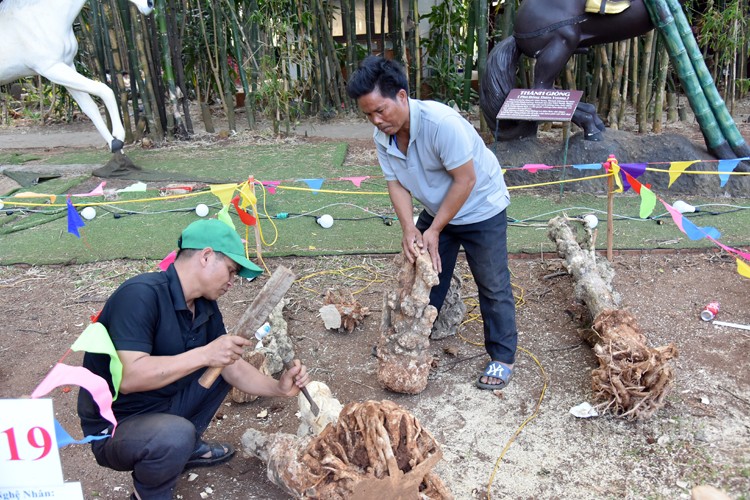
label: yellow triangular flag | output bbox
[737,258,750,278]
[239,183,257,209]
[610,162,623,193]
[210,183,237,206]
[668,161,698,188]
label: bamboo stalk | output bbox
[637,30,655,133]
[607,40,628,129]
[652,41,669,133]
[663,0,750,156]
[644,0,732,156]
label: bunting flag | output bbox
[604,158,624,193]
[31,363,117,435]
[239,183,257,208]
[158,250,177,271]
[262,181,281,194]
[73,181,107,197]
[210,183,237,206]
[340,176,370,188]
[522,164,553,173]
[668,160,698,187]
[66,197,86,238]
[217,204,235,229]
[13,192,57,203]
[231,195,256,226]
[300,178,324,194]
[706,236,750,261]
[717,159,742,188]
[622,170,656,218]
[70,323,123,400]
[619,163,647,191]
[661,200,721,240]
[737,259,750,278]
[54,419,110,447]
[572,163,602,170]
[116,181,147,193]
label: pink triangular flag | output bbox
[262,181,281,194]
[73,181,107,197]
[340,176,370,188]
[32,363,117,434]
[522,164,553,174]
[158,250,177,271]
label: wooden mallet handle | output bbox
[198,266,296,389]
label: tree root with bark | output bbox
[547,215,678,420]
[241,399,452,499]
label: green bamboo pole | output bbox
[617,40,631,127]
[476,0,488,104]
[137,15,164,137]
[607,40,628,130]
[663,0,750,156]
[225,0,253,128]
[637,31,654,133]
[643,0,734,157]
[462,1,476,108]
[652,41,669,133]
[166,0,193,135]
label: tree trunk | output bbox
[547,216,678,421]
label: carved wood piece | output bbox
[376,252,439,394]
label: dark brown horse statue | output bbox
[480,0,662,142]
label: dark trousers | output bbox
[91,375,230,499]
[417,209,517,364]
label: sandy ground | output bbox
[1,111,749,500]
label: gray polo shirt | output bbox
[374,98,510,225]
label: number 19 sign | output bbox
[0,399,64,487]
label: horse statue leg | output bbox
[39,62,125,153]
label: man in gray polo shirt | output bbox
[347,55,518,390]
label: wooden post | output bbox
[606,157,615,262]
[249,176,263,260]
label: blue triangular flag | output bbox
[300,178,324,194]
[54,419,109,448]
[572,163,602,170]
[717,159,743,188]
[66,198,86,238]
[681,217,721,241]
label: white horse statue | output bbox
[0,0,153,153]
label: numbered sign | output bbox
[0,399,64,487]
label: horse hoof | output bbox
[585,132,603,142]
[110,139,124,153]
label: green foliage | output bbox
[421,0,475,108]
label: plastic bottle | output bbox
[255,322,271,343]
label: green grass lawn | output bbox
[1,142,748,266]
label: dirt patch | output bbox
[1,111,749,498]
[1,251,749,499]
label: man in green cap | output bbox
[78,219,310,500]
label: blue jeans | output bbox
[417,209,517,364]
[91,375,230,499]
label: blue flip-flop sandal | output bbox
[476,360,513,390]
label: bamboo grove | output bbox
[0,0,748,143]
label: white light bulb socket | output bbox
[81,206,97,220]
[317,214,334,229]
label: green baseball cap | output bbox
[179,219,263,279]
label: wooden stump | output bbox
[376,252,439,394]
[241,400,452,499]
[547,216,678,420]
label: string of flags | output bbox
[2,156,748,277]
